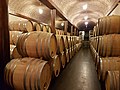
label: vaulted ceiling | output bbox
[50,0,119,28]
[8,0,119,30]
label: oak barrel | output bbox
[10,45,22,59]
[68,36,72,48]
[98,15,120,35]
[59,52,66,68]
[9,31,22,45]
[61,35,69,49]
[4,58,51,90]
[98,57,120,81]
[17,31,57,59]
[105,71,119,90]
[56,35,65,54]
[9,20,34,32]
[66,49,70,63]
[98,34,120,57]
[36,23,43,31]
[49,55,61,77]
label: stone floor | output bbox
[49,42,101,90]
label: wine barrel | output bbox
[10,45,22,59]
[43,25,47,32]
[61,35,69,49]
[76,36,81,44]
[9,20,34,32]
[56,29,59,35]
[98,15,120,35]
[71,36,74,47]
[16,33,29,57]
[4,58,51,90]
[98,34,120,57]
[56,35,65,54]
[17,31,57,59]
[49,55,61,77]
[43,25,51,33]
[105,71,119,90]
[9,31,22,45]
[69,48,72,59]
[36,23,43,31]
[98,57,120,81]
[68,36,72,48]
[98,16,108,35]
[96,24,99,36]
[59,52,66,68]
[66,49,70,63]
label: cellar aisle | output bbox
[49,42,101,90]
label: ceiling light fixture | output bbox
[85,22,88,25]
[83,4,88,10]
[61,23,64,26]
[39,8,43,14]
[84,16,88,20]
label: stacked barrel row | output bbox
[6,18,82,90]
[9,20,52,33]
[90,15,120,90]
[56,29,65,35]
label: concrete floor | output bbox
[49,42,101,90]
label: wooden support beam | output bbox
[64,21,68,35]
[107,0,119,16]
[0,1,11,89]
[74,27,77,36]
[51,9,56,34]
[9,13,49,26]
[40,0,67,20]
[77,29,79,36]
[71,26,73,36]
[40,0,79,30]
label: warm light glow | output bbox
[85,22,88,25]
[84,16,88,20]
[39,9,43,14]
[83,4,88,10]
[61,23,64,26]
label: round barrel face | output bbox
[10,45,22,59]
[25,21,34,32]
[61,35,69,49]
[49,34,57,58]
[59,52,66,68]
[56,35,65,54]
[9,31,22,45]
[52,55,61,77]
[39,61,51,90]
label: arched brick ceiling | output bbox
[51,0,119,27]
[9,0,51,24]
[8,0,119,27]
